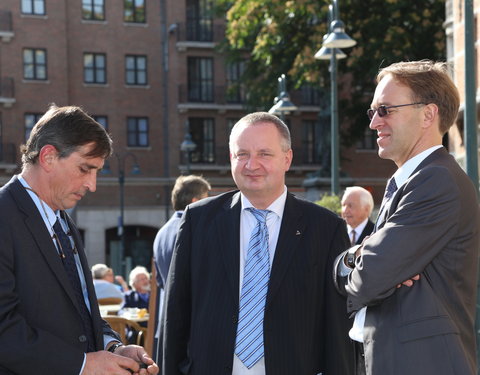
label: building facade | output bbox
[445,0,480,180]
[0,0,393,276]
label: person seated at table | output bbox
[123,266,151,310]
[121,266,151,344]
[91,263,125,302]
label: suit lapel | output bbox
[379,148,448,229]
[9,177,82,311]
[216,192,241,305]
[267,193,305,307]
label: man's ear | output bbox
[422,103,439,128]
[38,145,58,171]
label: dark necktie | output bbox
[350,229,357,246]
[374,177,398,231]
[235,208,271,368]
[53,217,96,352]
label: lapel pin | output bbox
[296,230,301,236]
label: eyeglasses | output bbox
[367,102,425,120]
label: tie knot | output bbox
[385,177,398,200]
[53,218,63,233]
[246,207,270,224]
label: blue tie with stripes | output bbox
[235,208,271,368]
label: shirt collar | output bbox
[18,176,58,234]
[240,186,287,221]
[392,145,442,188]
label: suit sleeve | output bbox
[162,207,192,375]
[0,222,85,374]
[324,218,355,375]
[345,166,462,312]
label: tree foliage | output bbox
[216,0,446,146]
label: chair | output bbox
[97,297,123,305]
[103,316,148,346]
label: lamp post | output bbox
[102,152,140,275]
[316,0,356,195]
[180,120,197,175]
[268,74,297,121]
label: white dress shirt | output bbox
[232,187,287,375]
[347,218,369,245]
[349,145,443,342]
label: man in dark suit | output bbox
[334,61,480,375]
[162,112,354,375]
[152,175,210,362]
[341,186,374,246]
[0,105,158,374]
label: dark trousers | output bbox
[354,341,366,375]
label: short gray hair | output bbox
[229,112,291,152]
[91,263,110,279]
[343,186,374,215]
[128,266,150,288]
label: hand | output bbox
[115,275,129,291]
[116,345,159,374]
[396,274,420,288]
[81,351,141,375]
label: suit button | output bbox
[348,301,353,308]
[79,335,87,343]
[232,315,238,324]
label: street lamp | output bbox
[180,120,197,175]
[102,152,140,275]
[316,0,356,195]
[268,74,297,121]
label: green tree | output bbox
[216,0,445,147]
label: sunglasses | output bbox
[367,102,425,120]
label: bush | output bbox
[315,193,341,216]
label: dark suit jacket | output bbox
[0,176,119,375]
[354,220,374,245]
[162,191,354,375]
[153,211,183,289]
[335,148,480,375]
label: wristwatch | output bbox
[107,342,123,353]
[346,245,361,268]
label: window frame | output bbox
[125,55,148,86]
[127,117,149,147]
[124,0,146,23]
[187,57,213,102]
[23,48,47,80]
[84,53,107,84]
[21,0,46,15]
[24,113,42,141]
[82,0,105,21]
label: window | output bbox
[84,53,106,84]
[189,117,215,163]
[93,116,108,131]
[82,0,105,21]
[23,48,47,80]
[356,127,377,150]
[187,57,213,102]
[124,0,145,23]
[25,113,42,141]
[125,55,147,85]
[127,117,149,147]
[226,62,245,103]
[302,120,322,164]
[21,0,45,15]
[186,0,213,41]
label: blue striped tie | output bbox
[235,208,271,368]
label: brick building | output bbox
[0,0,394,275]
[444,0,480,178]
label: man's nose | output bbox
[85,172,97,192]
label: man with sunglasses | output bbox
[334,60,479,375]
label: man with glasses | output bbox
[334,60,479,375]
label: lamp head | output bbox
[323,20,357,49]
